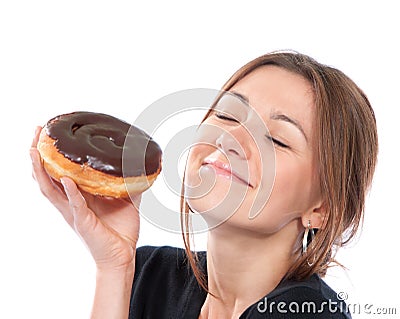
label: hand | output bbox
[30,126,141,272]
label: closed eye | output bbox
[215,112,240,123]
[215,112,289,149]
[265,135,289,148]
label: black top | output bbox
[129,246,351,318]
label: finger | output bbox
[30,126,43,182]
[31,126,42,148]
[61,177,104,249]
[30,148,62,199]
[30,148,73,225]
[61,177,101,240]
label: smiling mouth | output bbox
[202,159,253,188]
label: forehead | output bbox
[229,65,315,130]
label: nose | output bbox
[215,126,249,160]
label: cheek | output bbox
[268,155,315,215]
[229,155,314,234]
[184,145,253,225]
[185,144,212,186]
[184,119,221,185]
[185,144,225,207]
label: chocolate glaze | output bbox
[45,112,162,177]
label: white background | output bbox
[1,1,399,318]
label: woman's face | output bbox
[185,65,322,234]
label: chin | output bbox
[186,183,233,212]
[186,186,253,231]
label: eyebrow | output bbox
[270,112,308,143]
[229,90,308,143]
[229,91,249,104]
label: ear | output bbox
[301,202,326,229]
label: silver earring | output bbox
[302,220,316,266]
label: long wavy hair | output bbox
[180,51,378,293]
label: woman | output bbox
[30,51,378,318]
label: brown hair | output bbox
[180,51,378,292]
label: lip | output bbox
[202,158,253,188]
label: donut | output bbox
[37,111,162,198]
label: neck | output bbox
[200,219,302,318]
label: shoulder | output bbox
[134,245,202,281]
[135,245,188,269]
[130,246,206,318]
[244,275,351,319]
[273,274,344,303]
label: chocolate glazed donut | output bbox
[37,111,162,198]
